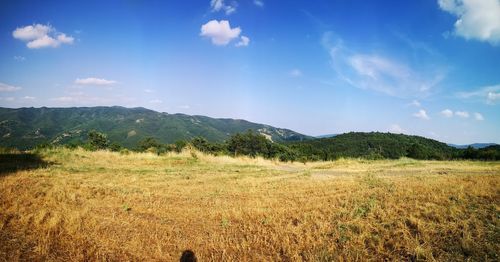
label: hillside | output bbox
[0,107,309,149]
[287,132,458,160]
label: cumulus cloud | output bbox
[474,112,484,120]
[440,109,454,117]
[388,124,407,134]
[413,109,430,120]
[438,0,500,45]
[210,0,237,15]
[13,24,74,49]
[235,35,250,47]
[0,82,21,92]
[456,84,500,104]
[75,78,117,86]
[200,20,242,46]
[455,111,469,118]
[322,32,445,98]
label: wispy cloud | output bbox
[456,84,500,104]
[254,0,264,7]
[455,111,469,118]
[474,112,484,121]
[409,100,421,107]
[0,97,15,102]
[210,0,237,15]
[14,56,26,61]
[74,77,117,86]
[438,0,500,45]
[0,82,22,92]
[200,20,243,46]
[321,32,445,98]
[289,69,303,78]
[149,99,162,104]
[388,124,407,134]
[13,24,74,49]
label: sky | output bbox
[0,0,499,144]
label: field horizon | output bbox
[1,147,498,261]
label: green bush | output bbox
[87,130,109,150]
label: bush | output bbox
[138,137,160,152]
[87,130,109,150]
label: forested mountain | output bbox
[0,107,309,149]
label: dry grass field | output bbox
[0,148,499,261]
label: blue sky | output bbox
[0,0,499,144]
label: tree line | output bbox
[35,130,500,161]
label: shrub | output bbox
[87,130,109,150]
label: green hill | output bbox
[287,132,458,160]
[0,106,309,149]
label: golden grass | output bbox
[1,148,499,261]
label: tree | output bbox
[87,130,109,150]
[191,137,211,153]
[227,130,271,157]
[138,137,161,152]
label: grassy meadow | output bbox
[0,148,499,261]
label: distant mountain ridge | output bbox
[448,143,498,149]
[0,106,310,149]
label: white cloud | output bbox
[235,36,250,47]
[210,0,237,15]
[0,82,22,92]
[13,24,74,49]
[388,124,406,134]
[409,100,421,107]
[456,84,500,104]
[289,69,303,77]
[14,56,26,61]
[474,112,484,121]
[438,0,500,45]
[200,20,242,46]
[322,32,445,98]
[413,109,430,120]
[149,99,162,104]
[440,109,454,117]
[487,91,500,103]
[455,111,469,118]
[75,77,117,86]
[23,96,36,100]
[144,89,154,93]
[254,0,264,7]
[179,105,190,109]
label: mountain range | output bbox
[0,106,309,149]
[0,106,497,152]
